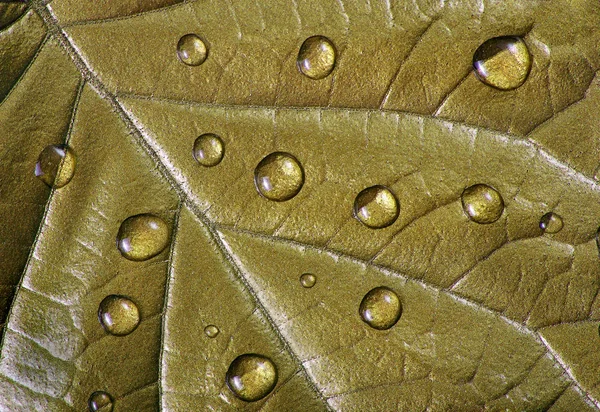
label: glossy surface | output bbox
[353,185,400,229]
[359,286,402,330]
[299,273,317,288]
[98,295,140,336]
[253,152,304,201]
[473,36,532,90]
[297,35,337,80]
[225,354,278,402]
[88,391,113,411]
[204,324,219,338]
[34,144,76,188]
[176,34,208,66]
[192,133,224,167]
[540,212,564,234]
[116,214,170,261]
[461,184,504,224]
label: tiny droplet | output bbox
[297,35,337,80]
[461,184,504,224]
[226,354,278,402]
[299,273,316,288]
[473,36,532,90]
[353,185,400,229]
[88,391,113,412]
[193,133,224,167]
[359,287,402,330]
[204,324,220,338]
[34,144,76,188]
[98,295,140,336]
[254,152,304,202]
[116,214,170,261]
[539,212,563,234]
[177,34,208,66]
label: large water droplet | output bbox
[473,36,531,90]
[461,184,504,224]
[177,34,208,66]
[540,212,563,234]
[353,185,400,229]
[297,35,337,80]
[204,324,220,338]
[88,391,113,411]
[98,295,140,336]
[359,286,402,330]
[193,133,224,167]
[116,214,170,261]
[254,152,304,201]
[226,354,278,402]
[299,273,316,288]
[34,144,76,188]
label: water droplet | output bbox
[177,34,208,66]
[359,287,402,330]
[116,214,170,261]
[98,295,140,336]
[297,35,337,80]
[461,184,504,224]
[540,212,563,234]
[353,185,400,229]
[34,144,76,188]
[204,325,220,338]
[226,354,278,402]
[88,391,113,412]
[254,152,304,202]
[193,133,224,167]
[299,273,316,288]
[473,36,532,90]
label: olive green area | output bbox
[0,0,599,411]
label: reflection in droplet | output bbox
[359,287,402,330]
[34,144,76,188]
[297,35,337,80]
[226,354,278,402]
[193,133,224,167]
[116,214,170,261]
[461,184,504,224]
[254,152,304,201]
[88,391,113,412]
[540,212,563,234]
[177,34,208,66]
[473,36,532,90]
[353,185,400,229]
[98,295,140,336]
[300,273,317,288]
[204,324,220,338]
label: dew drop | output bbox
[353,185,400,229]
[226,354,278,402]
[88,391,113,412]
[359,286,402,330]
[98,295,140,336]
[297,35,337,80]
[177,34,208,66]
[540,212,563,234]
[193,133,224,167]
[116,214,170,261]
[299,273,316,288]
[204,324,220,338]
[254,152,304,202]
[461,184,504,224]
[34,144,76,188]
[473,36,532,90]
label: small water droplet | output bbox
[34,144,76,188]
[193,133,224,167]
[353,185,400,229]
[204,324,220,338]
[226,354,278,402]
[116,214,170,261]
[461,184,504,224]
[540,212,563,234]
[177,34,208,66]
[473,36,531,90]
[254,152,304,202]
[297,35,337,80]
[88,391,113,411]
[359,286,402,330]
[98,295,140,336]
[299,273,316,288]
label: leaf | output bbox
[1,0,600,411]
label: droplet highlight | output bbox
[88,391,113,412]
[473,36,532,90]
[226,354,278,402]
[297,35,337,80]
[254,152,304,202]
[359,287,402,330]
[116,214,170,261]
[204,325,220,338]
[540,212,563,234]
[299,273,316,288]
[461,184,504,224]
[98,295,140,336]
[34,144,76,188]
[353,185,400,229]
[193,133,224,167]
[177,34,208,66]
